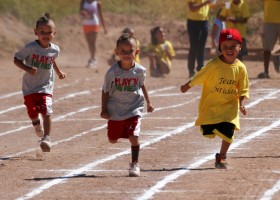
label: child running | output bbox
[14,13,66,152]
[145,26,175,77]
[180,28,249,169]
[101,33,154,177]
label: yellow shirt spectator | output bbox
[263,0,280,23]
[186,0,210,20]
[220,0,249,37]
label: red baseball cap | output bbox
[219,28,242,47]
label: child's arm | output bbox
[53,61,66,79]
[180,80,192,93]
[97,1,107,34]
[14,57,37,75]
[100,91,110,119]
[239,96,247,115]
[141,84,154,113]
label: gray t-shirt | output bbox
[102,62,146,120]
[14,40,60,96]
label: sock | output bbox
[131,145,140,163]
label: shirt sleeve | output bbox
[237,66,249,98]
[14,45,31,61]
[102,69,115,93]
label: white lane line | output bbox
[0,79,87,100]
[137,118,280,200]
[15,88,280,199]
[0,90,91,115]
[1,99,194,159]
[135,90,280,200]
[0,105,98,137]
[149,86,176,94]
[260,180,280,200]
[15,121,195,200]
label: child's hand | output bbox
[100,110,110,119]
[58,72,66,79]
[28,67,37,75]
[239,106,246,115]
[180,84,189,93]
[147,103,155,113]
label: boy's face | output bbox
[34,22,56,48]
[220,40,241,63]
[115,39,139,67]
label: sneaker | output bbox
[257,72,270,79]
[129,162,140,177]
[40,135,51,152]
[189,71,195,78]
[87,59,97,68]
[33,124,44,138]
[272,55,280,73]
[215,153,227,169]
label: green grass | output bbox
[0,0,262,26]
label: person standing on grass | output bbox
[80,0,107,68]
[210,8,225,55]
[186,0,214,78]
[100,33,154,177]
[180,29,249,169]
[219,0,250,61]
[258,0,280,79]
[14,13,66,152]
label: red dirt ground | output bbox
[0,13,280,200]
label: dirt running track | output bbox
[0,49,280,200]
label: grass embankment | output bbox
[0,0,262,26]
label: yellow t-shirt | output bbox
[135,39,141,63]
[220,0,249,37]
[189,57,249,130]
[264,0,280,23]
[186,0,210,21]
[145,40,176,66]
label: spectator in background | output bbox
[258,0,280,79]
[145,26,175,77]
[186,0,213,78]
[80,0,107,68]
[210,8,225,55]
[220,0,250,61]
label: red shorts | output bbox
[107,116,141,140]
[24,93,53,119]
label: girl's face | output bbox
[115,39,139,69]
[220,40,241,64]
[34,22,56,48]
[155,28,165,43]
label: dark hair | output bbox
[116,33,136,47]
[122,27,134,35]
[36,13,54,28]
[150,26,161,45]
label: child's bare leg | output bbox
[41,114,51,137]
[219,140,230,158]
[159,61,171,74]
[148,55,158,75]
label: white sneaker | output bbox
[87,59,97,68]
[33,124,44,137]
[40,136,51,152]
[129,162,140,177]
